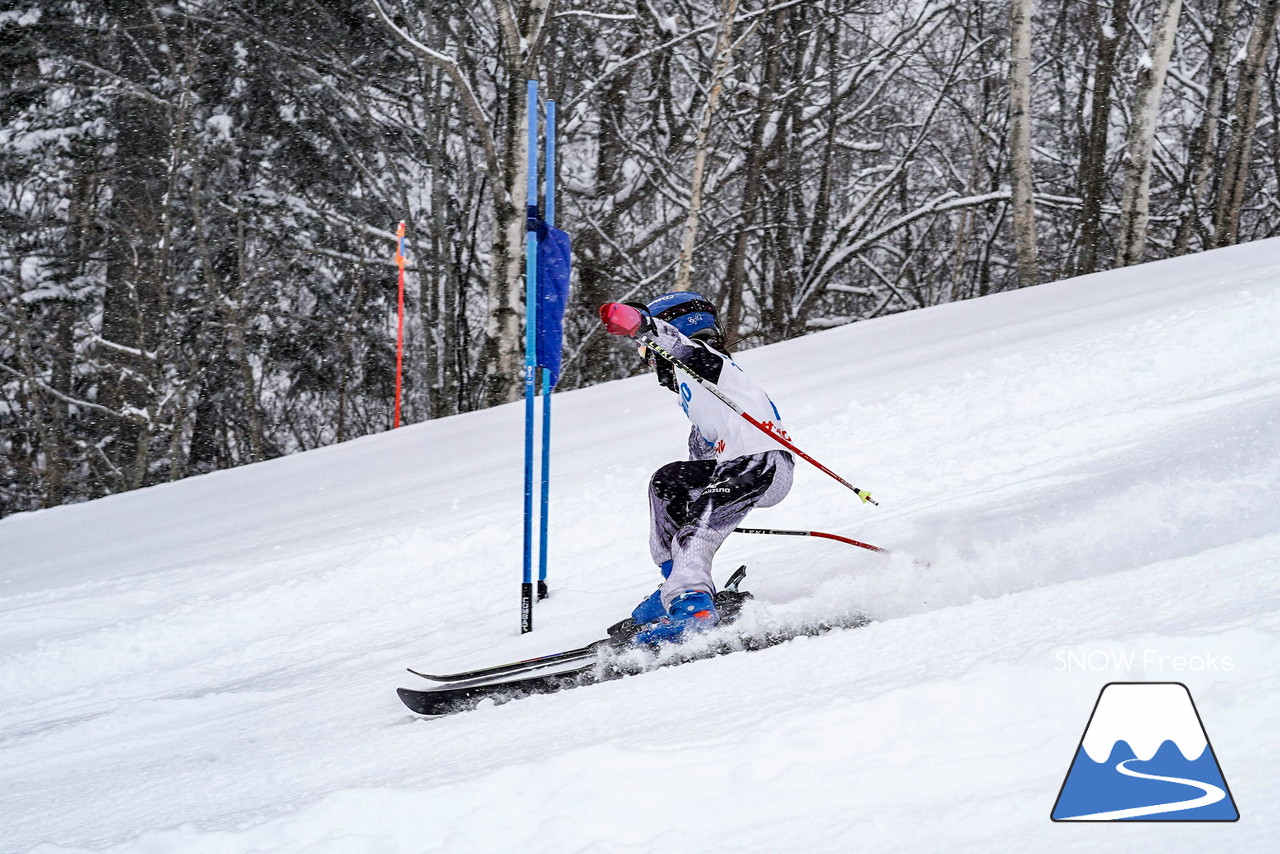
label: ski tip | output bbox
[407,668,444,681]
[397,687,445,717]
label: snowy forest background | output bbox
[2,0,1278,515]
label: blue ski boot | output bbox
[630,588,665,625]
[628,559,675,625]
[633,590,720,646]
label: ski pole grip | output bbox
[599,303,644,337]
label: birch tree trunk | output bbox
[1115,0,1182,268]
[724,4,785,343]
[422,11,463,420]
[674,0,742,292]
[1213,0,1280,247]
[482,0,557,406]
[1076,0,1130,276]
[1008,0,1040,288]
[97,0,172,491]
[480,72,533,407]
[368,0,553,407]
[1173,0,1238,253]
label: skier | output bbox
[598,292,795,645]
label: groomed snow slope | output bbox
[2,240,1278,852]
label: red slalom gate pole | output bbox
[394,220,407,428]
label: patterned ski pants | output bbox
[648,450,794,609]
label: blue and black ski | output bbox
[397,568,868,717]
[398,655,606,716]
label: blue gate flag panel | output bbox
[533,219,571,387]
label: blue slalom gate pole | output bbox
[544,101,556,230]
[537,99,556,600]
[521,80,538,634]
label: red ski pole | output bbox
[733,526,930,567]
[635,331,878,506]
[733,526,888,554]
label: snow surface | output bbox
[3,240,1279,852]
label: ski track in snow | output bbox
[2,241,1279,852]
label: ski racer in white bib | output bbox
[599,292,795,645]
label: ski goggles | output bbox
[650,297,721,339]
